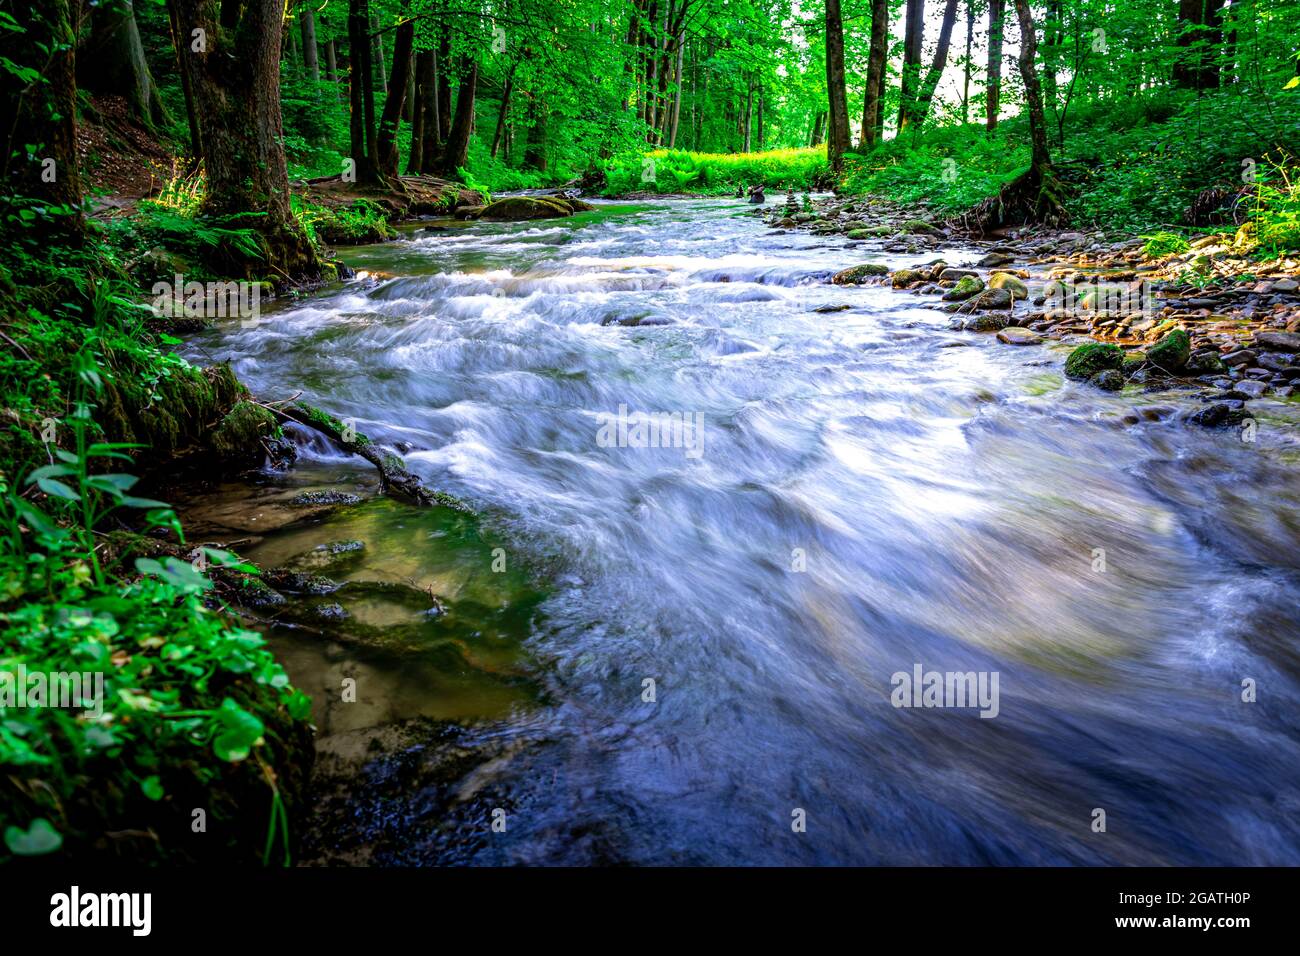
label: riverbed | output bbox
[184,196,1300,865]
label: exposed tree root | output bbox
[952,163,1070,235]
[254,398,466,510]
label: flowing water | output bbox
[186,197,1300,865]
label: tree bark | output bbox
[962,2,973,123]
[347,0,379,184]
[1173,0,1227,90]
[171,0,317,277]
[164,0,203,157]
[436,60,476,175]
[524,95,547,170]
[376,17,414,179]
[419,48,440,173]
[299,7,320,83]
[860,0,889,149]
[0,0,84,244]
[824,0,851,173]
[79,0,171,128]
[986,0,1004,131]
[909,0,960,130]
[407,50,428,173]
[371,15,387,94]
[898,0,925,131]
[491,65,516,159]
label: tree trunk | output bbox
[0,0,84,244]
[171,0,317,277]
[347,0,379,184]
[80,0,170,128]
[419,49,440,173]
[371,15,387,94]
[436,60,476,175]
[860,0,889,150]
[909,0,960,130]
[407,50,429,173]
[809,111,825,147]
[962,2,973,123]
[986,0,1004,131]
[324,38,340,101]
[436,29,452,141]
[491,66,515,158]
[898,0,925,131]
[164,0,203,157]
[376,17,415,179]
[742,81,753,153]
[299,7,320,83]
[1173,0,1227,90]
[524,96,547,171]
[824,0,851,173]
[668,34,685,147]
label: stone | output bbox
[1064,342,1124,380]
[965,313,1009,332]
[978,252,1015,268]
[1090,369,1125,391]
[987,272,1029,300]
[1222,349,1257,367]
[1187,402,1249,428]
[1231,380,1268,399]
[1271,278,1299,293]
[890,269,924,289]
[997,327,1042,345]
[1146,328,1191,372]
[832,263,889,284]
[971,287,1014,310]
[942,275,985,301]
[1254,331,1300,352]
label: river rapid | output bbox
[185,196,1300,865]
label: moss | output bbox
[1146,328,1191,372]
[292,402,372,446]
[1065,342,1124,379]
[210,400,280,463]
[832,263,889,284]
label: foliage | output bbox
[604,146,829,196]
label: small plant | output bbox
[1140,231,1191,258]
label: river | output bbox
[185,196,1300,865]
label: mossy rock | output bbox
[1147,328,1191,372]
[965,312,1009,332]
[1064,342,1124,380]
[210,401,280,464]
[891,268,924,289]
[987,272,1029,300]
[479,196,573,221]
[942,275,984,302]
[901,219,942,235]
[832,263,889,284]
[1090,369,1125,391]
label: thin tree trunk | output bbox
[324,38,340,101]
[668,34,685,147]
[371,15,387,94]
[491,65,515,158]
[80,0,171,127]
[909,0,960,130]
[436,60,477,175]
[418,48,439,173]
[898,0,925,131]
[376,17,414,179]
[407,49,430,173]
[299,7,320,83]
[165,0,202,156]
[986,0,1004,131]
[1013,0,1053,182]
[962,3,973,123]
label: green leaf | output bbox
[1285,76,1300,90]
[140,776,165,801]
[212,698,264,762]
[36,477,79,501]
[26,463,74,482]
[4,818,62,856]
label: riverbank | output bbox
[756,191,1300,425]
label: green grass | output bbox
[603,145,829,196]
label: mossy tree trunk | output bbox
[0,0,84,245]
[859,0,889,150]
[171,0,318,279]
[79,0,171,129]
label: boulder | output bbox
[1254,331,1300,352]
[890,268,924,289]
[1064,342,1124,380]
[1146,328,1191,372]
[1090,369,1125,391]
[997,327,1043,345]
[942,275,985,302]
[478,196,574,221]
[832,263,890,284]
[970,287,1014,310]
[987,272,1029,300]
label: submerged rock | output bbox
[997,327,1043,345]
[1090,369,1125,391]
[942,275,984,302]
[478,196,575,221]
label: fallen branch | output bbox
[253,399,465,510]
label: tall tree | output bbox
[860,0,889,149]
[1173,0,1228,90]
[376,16,415,178]
[909,0,962,130]
[171,0,317,276]
[0,0,84,244]
[986,0,1004,131]
[898,0,925,130]
[824,0,851,173]
[299,6,320,84]
[78,0,171,128]
[436,60,477,175]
